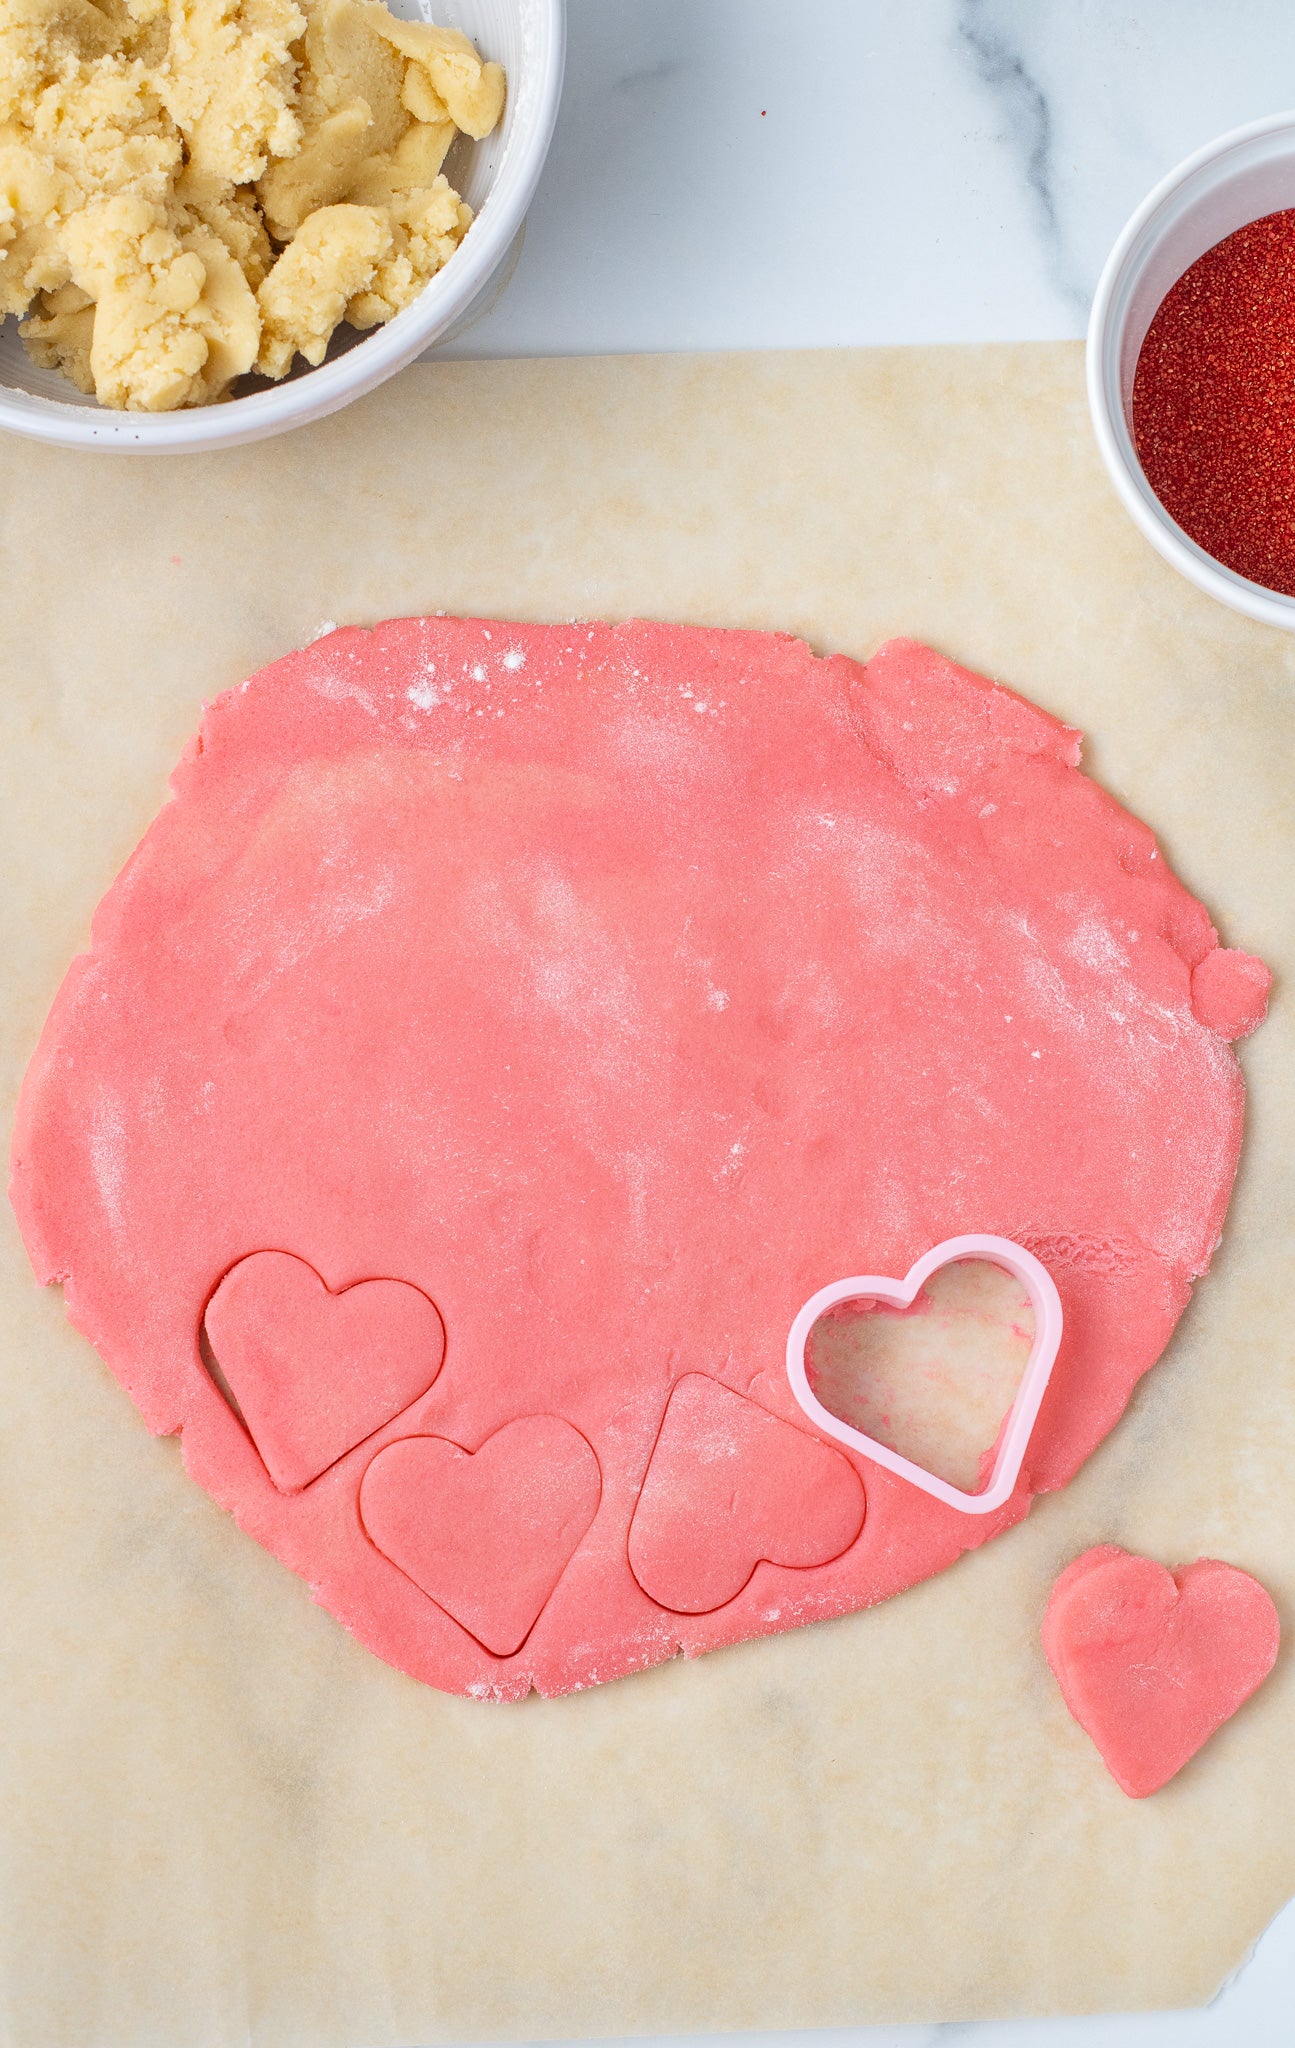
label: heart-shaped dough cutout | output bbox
[1042,1546,1280,1797]
[628,1375,866,1613]
[203,1251,445,1492]
[359,1418,602,1657]
[786,1236,1062,1514]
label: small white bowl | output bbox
[1088,110,1295,630]
[0,0,563,451]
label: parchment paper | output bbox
[1,344,1293,2046]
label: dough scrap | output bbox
[255,199,388,374]
[366,16,503,138]
[58,195,261,410]
[8,622,1268,1700]
[0,0,501,406]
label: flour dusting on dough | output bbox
[87,1094,127,1231]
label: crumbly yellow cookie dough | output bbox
[0,0,502,409]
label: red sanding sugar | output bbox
[1133,208,1295,594]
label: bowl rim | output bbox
[0,0,565,453]
[1086,107,1295,632]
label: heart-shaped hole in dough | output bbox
[805,1258,1035,1493]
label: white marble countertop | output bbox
[440,4,1295,2044]
[439,0,1295,361]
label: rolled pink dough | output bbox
[9,623,1268,1699]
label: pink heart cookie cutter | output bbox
[786,1234,1063,1515]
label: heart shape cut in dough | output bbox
[628,1375,867,1613]
[359,1418,602,1657]
[203,1252,446,1493]
[786,1235,1062,1515]
[1042,1546,1280,1797]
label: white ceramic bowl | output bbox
[1088,110,1295,630]
[0,0,563,451]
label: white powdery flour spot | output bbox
[88,1095,127,1231]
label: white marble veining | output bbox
[439,6,1295,2044]
[435,0,1295,359]
[954,0,1295,326]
